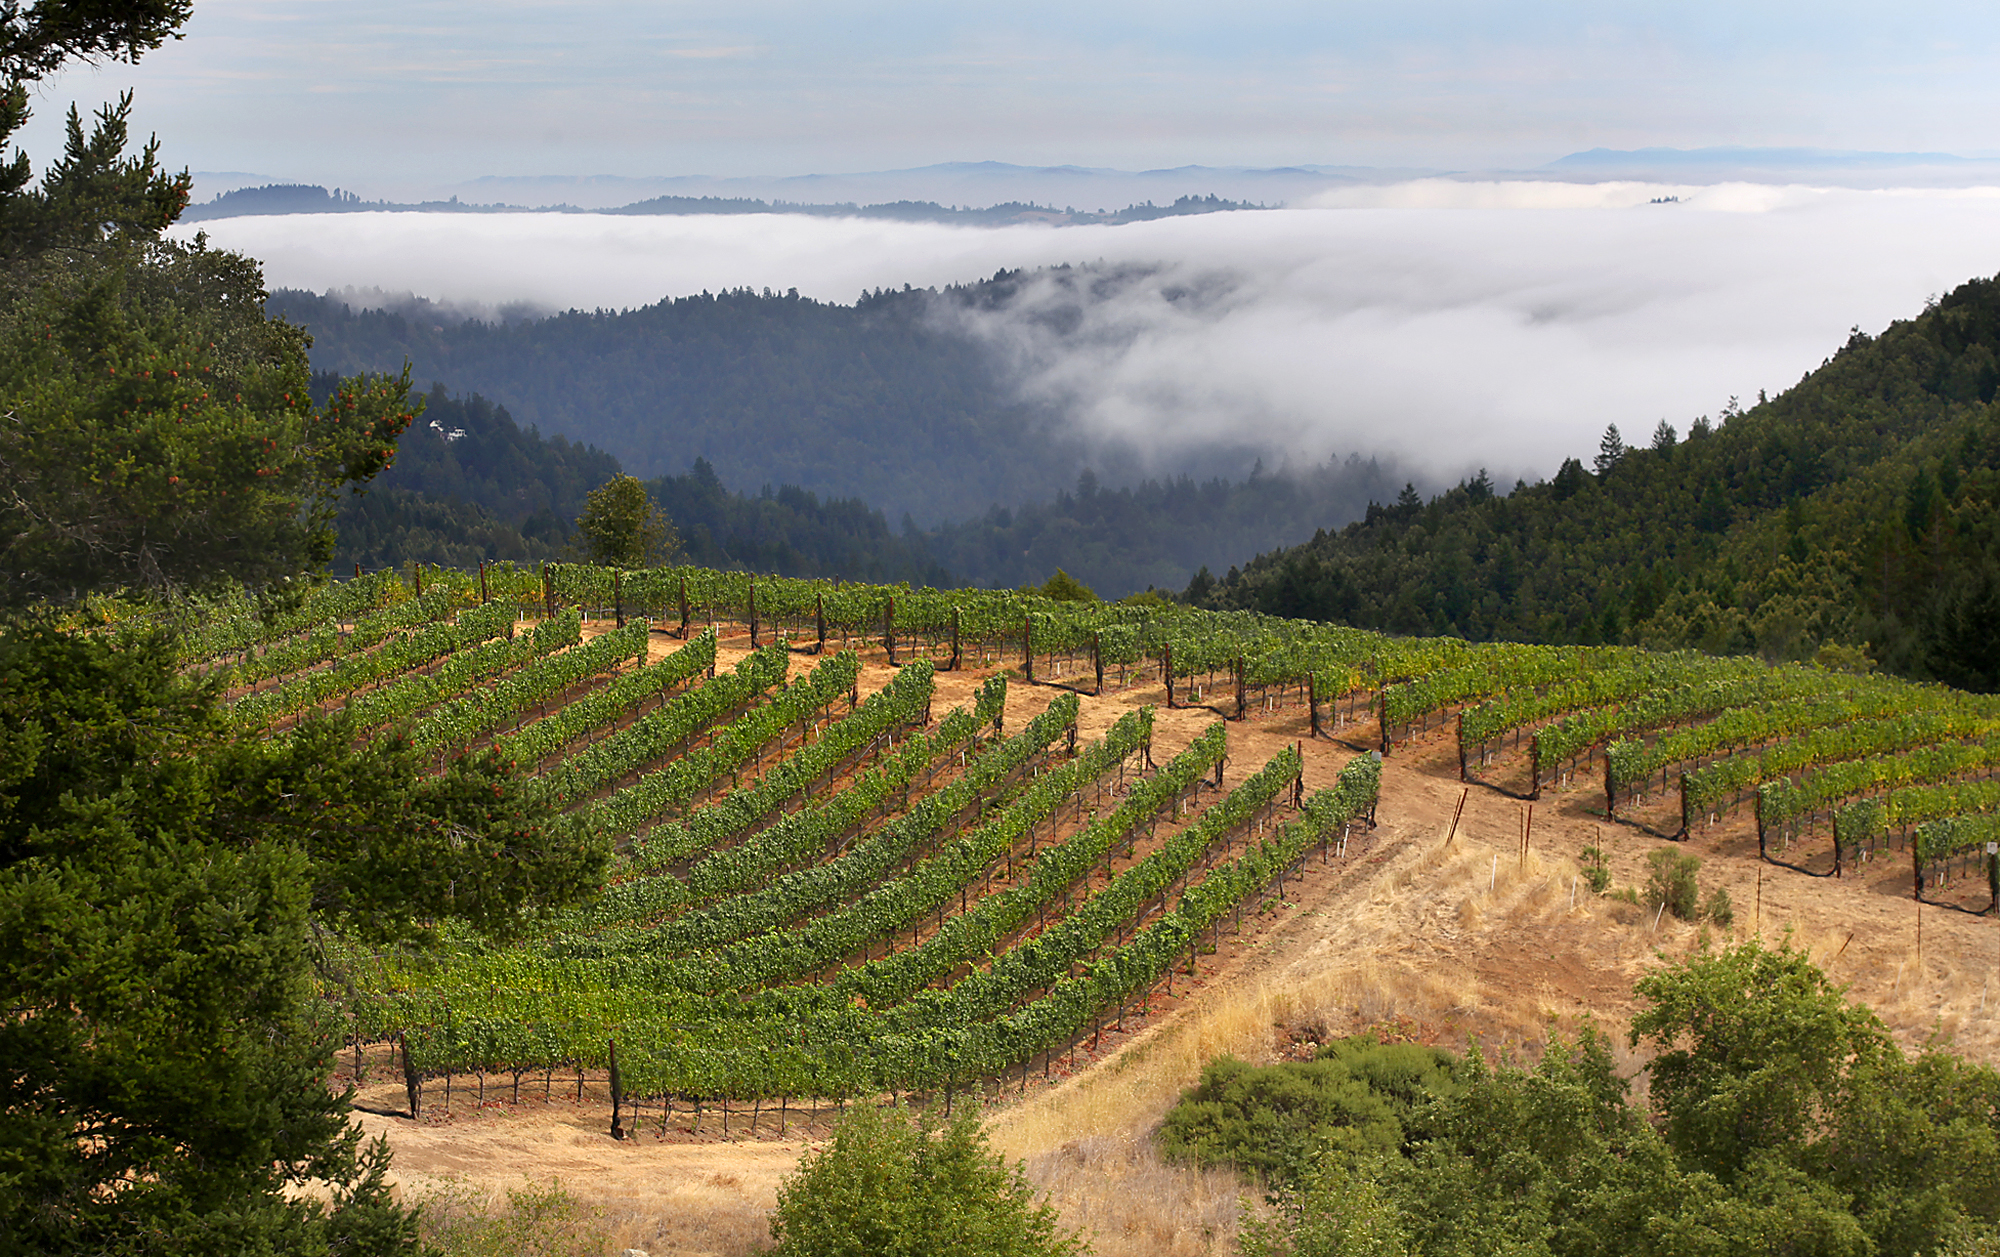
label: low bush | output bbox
[770,1102,1087,1257]
[1159,1036,1460,1185]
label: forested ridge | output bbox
[1195,275,2000,691]
[272,284,1070,524]
[283,281,1411,593]
[320,375,1404,598]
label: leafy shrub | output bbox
[1703,886,1734,926]
[1035,569,1098,602]
[1237,943,2000,1255]
[1580,845,1612,894]
[769,1102,1086,1257]
[1645,848,1703,920]
[1160,1037,1460,1184]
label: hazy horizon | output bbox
[22,2,2000,191]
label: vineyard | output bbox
[174,559,2000,1135]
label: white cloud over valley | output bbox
[188,183,2000,485]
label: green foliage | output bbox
[270,287,1413,596]
[1703,886,1734,926]
[0,0,194,260]
[0,90,188,259]
[1217,943,2000,1256]
[1240,1160,1414,1257]
[0,622,601,1252]
[268,283,1069,528]
[1644,848,1702,921]
[0,239,418,605]
[648,456,950,586]
[769,1103,1088,1257]
[574,473,675,568]
[1579,845,1611,894]
[1036,568,1098,602]
[0,627,430,1253]
[324,381,622,571]
[1160,1039,1460,1185]
[1631,940,1897,1180]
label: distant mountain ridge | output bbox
[183,181,1270,225]
[1549,146,1972,169]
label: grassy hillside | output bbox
[1196,274,2000,691]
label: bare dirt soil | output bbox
[357,628,2000,1256]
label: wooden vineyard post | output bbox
[413,564,423,597]
[478,561,490,604]
[949,607,961,671]
[815,593,827,654]
[354,560,361,579]
[1022,613,1034,683]
[608,1040,625,1140]
[678,575,691,637]
[1234,656,1247,720]
[1162,644,1176,708]
[1308,673,1323,739]
[542,563,553,619]
[613,568,624,628]
[1529,737,1541,801]
[400,1034,420,1118]
[883,596,897,665]
[1378,693,1390,755]
[1093,632,1104,695]
[1457,712,1468,780]
[1603,755,1616,820]
[748,582,759,646]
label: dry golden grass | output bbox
[1021,1136,1242,1257]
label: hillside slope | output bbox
[317,380,621,570]
[1197,274,2000,690]
[273,286,1069,524]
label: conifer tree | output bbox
[1594,423,1627,475]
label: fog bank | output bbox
[188,182,2000,481]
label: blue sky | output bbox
[22,1,2000,193]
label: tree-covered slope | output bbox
[647,458,950,587]
[1195,274,2000,690]
[921,457,1404,596]
[271,286,1073,524]
[313,379,619,570]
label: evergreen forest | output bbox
[1192,280,2000,691]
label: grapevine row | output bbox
[492,629,729,773]
[411,618,656,756]
[228,600,517,729]
[567,648,864,834]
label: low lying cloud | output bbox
[185,182,2000,483]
